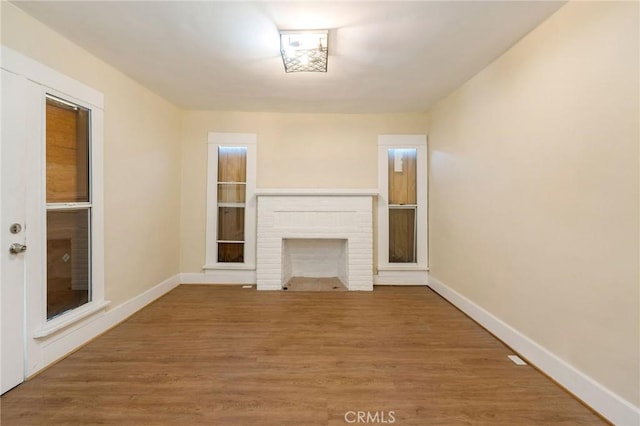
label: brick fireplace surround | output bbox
[255,189,376,291]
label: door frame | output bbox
[1,45,108,388]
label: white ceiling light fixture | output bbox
[280,30,328,73]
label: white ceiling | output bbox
[13,1,565,113]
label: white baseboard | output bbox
[374,269,428,285]
[181,270,256,284]
[427,274,640,426]
[36,274,181,374]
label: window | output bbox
[205,133,257,270]
[388,148,417,263]
[377,135,428,281]
[32,87,106,337]
[217,146,247,263]
[45,95,92,320]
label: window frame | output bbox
[377,135,428,272]
[44,94,93,320]
[31,86,107,338]
[204,133,257,270]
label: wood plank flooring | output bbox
[0,286,605,425]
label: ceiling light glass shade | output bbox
[280,30,328,73]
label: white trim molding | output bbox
[427,274,640,426]
[33,301,111,339]
[374,269,428,286]
[28,274,180,378]
[180,271,256,285]
[1,45,103,109]
[255,188,378,196]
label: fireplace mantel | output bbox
[255,188,378,197]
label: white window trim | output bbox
[1,46,104,109]
[32,86,107,336]
[377,134,428,273]
[204,133,257,271]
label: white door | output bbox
[1,48,105,394]
[1,69,40,394]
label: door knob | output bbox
[9,243,27,254]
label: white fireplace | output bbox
[256,189,376,291]
[282,238,348,287]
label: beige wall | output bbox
[428,1,639,405]
[179,111,427,272]
[1,3,183,307]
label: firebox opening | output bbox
[282,238,348,291]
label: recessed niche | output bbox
[282,238,348,289]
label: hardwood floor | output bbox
[1,286,605,425]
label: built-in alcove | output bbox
[282,238,348,290]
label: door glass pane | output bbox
[388,148,416,205]
[47,210,90,320]
[389,208,416,263]
[46,97,90,203]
